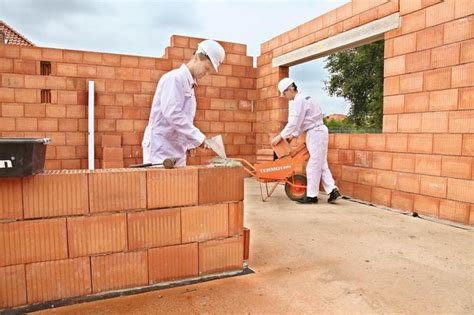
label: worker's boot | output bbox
[328,188,342,204]
[297,196,318,204]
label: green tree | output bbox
[324,40,384,130]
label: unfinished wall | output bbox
[0,166,247,310]
[0,35,257,169]
[256,0,473,225]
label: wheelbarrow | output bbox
[232,140,310,202]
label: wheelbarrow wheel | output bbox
[285,174,307,201]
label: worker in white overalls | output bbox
[142,40,225,167]
[272,78,342,204]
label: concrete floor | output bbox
[35,179,474,314]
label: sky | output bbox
[0,0,350,115]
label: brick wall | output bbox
[255,0,473,225]
[0,166,247,310]
[0,35,257,169]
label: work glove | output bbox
[271,134,282,146]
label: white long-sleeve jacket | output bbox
[280,92,324,138]
[142,64,205,166]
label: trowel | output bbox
[205,135,227,158]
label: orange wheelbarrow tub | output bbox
[232,141,310,202]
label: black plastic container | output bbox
[0,138,50,177]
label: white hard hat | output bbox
[278,78,295,96]
[197,39,225,72]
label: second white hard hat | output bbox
[278,78,295,96]
[197,39,225,72]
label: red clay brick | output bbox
[449,110,474,133]
[341,166,359,183]
[384,95,404,114]
[417,25,444,50]
[0,264,26,309]
[429,89,458,111]
[391,191,414,212]
[452,63,474,88]
[415,154,442,175]
[2,73,24,88]
[89,169,146,213]
[22,171,89,218]
[373,152,393,170]
[421,111,449,133]
[401,9,426,34]
[358,169,377,186]
[354,151,372,168]
[383,76,400,95]
[13,59,36,75]
[400,0,422,15]
[462,134,474,156]
[102,147,123,161]
[460,39,474,63]
[353,183,372,202]
[439,200,470,224]
[101,134,121,147]
[447,178,474,203]
[441,156,472,179]
[371,187,392,207]
[0,177,23,220]
[334,134,350,149]
[393,33,417,56]
[397,172,421,193]
[198,236,243,275]
[91,251,147,293]
[14,88,37,103]
[398,113,422,132]
[181,204,229,243]
[338,150,354,165]
[0,218,67,266]
[229,201,244,236]
[426,0,455,27]
[383,114,398,133]
[128,208,181,250]
[400,72,424,94]
[407,134,433,154]
[431,43,460,69]
[392,153,416,173]
[385,55,406,76]
[67,213,127,257]
[26,257,91,304]
[198,167,244,204]
[148,243,198,283]
[420,175,447,198]
[459,87,474,110]
[403,92,428,113]
[243,227,250,260]
[349,134,367,150]
[414,195,440,217]
[433,134,462,155]
[366,134,386,151]
[385,134,408,152]
[444,15,474,44]
[424,68,452,91]
[146,168,198,209]
[406,50,431,73]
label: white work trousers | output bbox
[305,125,336,197]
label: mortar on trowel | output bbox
[205,135,242,167]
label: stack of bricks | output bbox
[0,166,248,310]
[100,134,124,168]
[0,34,257,169]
